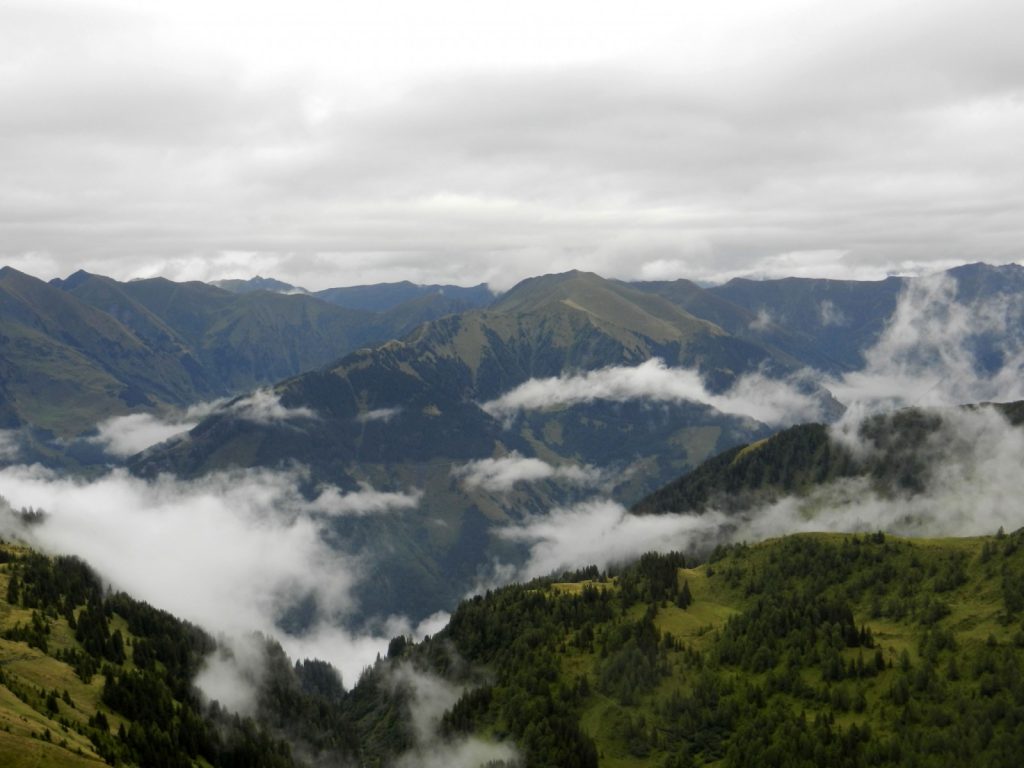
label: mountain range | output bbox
[4,262,1024,622]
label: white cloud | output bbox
[0,465,424,686]
[390,664,519,768]
[357,407,402,423]
[749,308,773,331]
[308,482,422,517]
[452,452,603,493]
[88,412,198,456]
[499,499,727,580]
[228,390,317,423]
[0,431,21,461]
[826,273,1024,418]
[818,299,847,327]
[2,1,1023,290]
[481,358,826,427]
[495,404,1024,586]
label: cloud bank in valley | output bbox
[0,465,423,687]
[85,393,314,457]
[452,452,603,493]
[481,359,827,427]
[495,404,1024,582]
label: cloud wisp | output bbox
[481,358,827,427]
[452,452,603,493]
[228,390,317,424]
[389,664,519,768]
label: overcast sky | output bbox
[2,0,1023,291]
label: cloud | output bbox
[749,308,773,331]
[499,498,726,580]
[2,2,1023,290]
[495,404,1024,585]
[228,390,317,423]
[88,413,199,456]
[818,299,847,327]
[357,407,402,423]
[826,273,1024,418]
[0,430,21,461]
[307,482,422,517]
[481,358,826,427]
[452,452,603,493]
[0,465,424,686]
[390,664,519,768]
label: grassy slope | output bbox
[0,545,114,767]
[534,531,1023,766]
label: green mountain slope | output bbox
[401,529,1024,767]
[0,268,198,434]
[631,401,1024,516]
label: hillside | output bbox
[7,515,1024,766]
[631,401,1024,516]
[0,268,490,440]
[404,529,1024,767]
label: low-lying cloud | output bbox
[481,358,827,427]
[452,452,603,493]
[89,412,199,456]
[0,465,423,687]
[357,407,402,423]
[229,390,317,424]
[308,481,422,517]
[495,404,1024,583]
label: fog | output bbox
[497,403,1024,582]
[0,465,423,687]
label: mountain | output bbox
[131,270,800,619]
[1,268,493,440]
[0,539,415,768]
[314,280,493,313]
[406,528,1024,767]
[0,267,204,435]
[211,276,308,294]
[705,274,907,370]
[631,400,1024,516]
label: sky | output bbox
[2,0,1023,290]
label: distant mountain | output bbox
[314,280,493,312]
[0,269,501,440]
[704,274,907,370]
[0,267,204,435]
[210,275,308,294]
[132,270,817,619]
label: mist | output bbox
[827,273,1024,418]
[0,464,424,687]
[452,452,603,493]
[495,403,1024,583]
[389,664,519,768]
[481,358,826,427]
